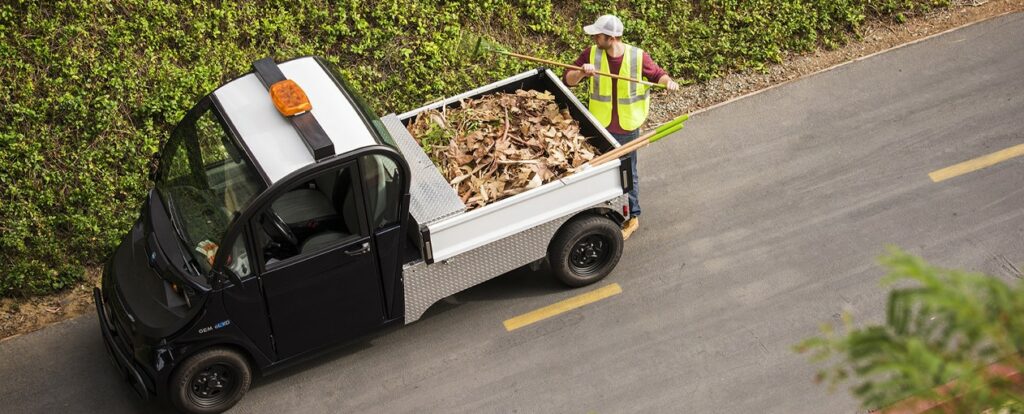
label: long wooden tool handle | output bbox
[588,115,688,167]
[589,130,661,167]
[496,50,665,88]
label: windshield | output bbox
[156,101,264,273]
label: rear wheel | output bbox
[548,215,623,287]
[169,347,252,414]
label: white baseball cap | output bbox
[583,15,624,37]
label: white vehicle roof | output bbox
[212,57,378,183]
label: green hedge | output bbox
[0,0,948,297]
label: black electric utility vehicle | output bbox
[95,56,633,413]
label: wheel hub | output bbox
[570,235,608,275]
[190,364,233,405]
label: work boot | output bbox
[622,217,639,240]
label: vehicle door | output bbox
[252,160,385,358]
[356,153,407,320]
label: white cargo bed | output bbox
[383,69,631,322]
[385,69,627,263]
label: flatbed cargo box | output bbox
[380,68,631,322]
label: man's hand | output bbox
[658,75,680,91]
[565,64,596,87]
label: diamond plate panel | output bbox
[403,215,571,323]
[402,190,622,324]
[381,114,465,225]
[402,194,626,323]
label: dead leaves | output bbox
[408,89,598,210]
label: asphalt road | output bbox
[2,12,1023,414]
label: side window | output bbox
[359,154,402,231]
[223,232,252,278]
[256,163,367,266]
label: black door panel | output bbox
[260,235,383,358]
[252,159,388,359]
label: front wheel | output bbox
[548,215,623,287]
[169,348,252,414]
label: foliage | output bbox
[1,0,949,296]
[797,248,1024,412]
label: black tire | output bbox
[548,215,623,287]
[169,348,252,414]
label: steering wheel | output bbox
[261,210,298,247]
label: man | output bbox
[564,14,679,240]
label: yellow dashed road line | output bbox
[503,283,622,332]
[929,143,1024,183]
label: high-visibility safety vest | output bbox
[588,44,650,131]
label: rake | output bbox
[472,37,666,89]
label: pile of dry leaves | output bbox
[407,89,600,210]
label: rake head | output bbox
[462,35,508,62]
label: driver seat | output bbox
[271,188,335,227]
[297,167,360,254]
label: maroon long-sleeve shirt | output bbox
[564,47,668,134]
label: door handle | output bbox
[344,242,370,256]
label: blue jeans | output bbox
[610,130,641,217]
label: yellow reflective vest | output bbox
[588,44,650,131]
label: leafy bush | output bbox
[0,0,948,297]
[798,248,1024,412]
